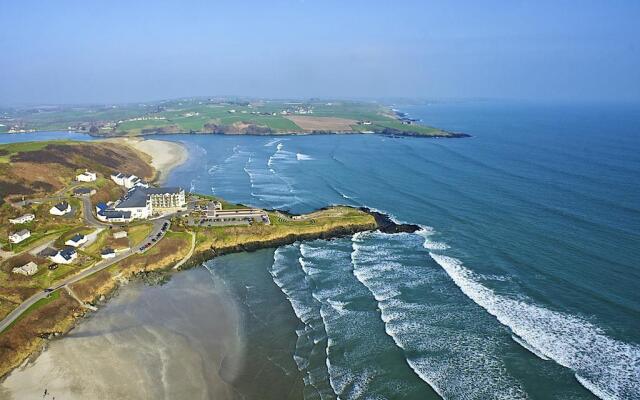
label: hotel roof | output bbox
[145,187,183,194]
[116,188,149,208]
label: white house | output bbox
[65,234,88,247]
[124,175,141,189]
[111,173,146,189]
[50,247,77,264]
[9,214,35,224]
[100,248,116,259]
[76,171,97,182]
[96,208,133,223]
[111,172,126,186]
[12,261,38,276]
[50,202,71,216]
[9,229,31,244]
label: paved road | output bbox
[0,215,170,334]
[81,196,108,227]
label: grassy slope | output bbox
[0,140,154,204]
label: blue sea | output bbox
[2,101,639,399]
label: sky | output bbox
[1,0,639,104]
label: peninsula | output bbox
[0,138,413,380]
[0,98,468,138]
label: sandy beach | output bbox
[107,137,188,184]
[0,269,243,400]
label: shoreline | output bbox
[102,137,188,184]
[0,204,411,383]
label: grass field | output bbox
[192,206,376,251]
[2,98,454,137]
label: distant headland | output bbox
[0,98,469,139]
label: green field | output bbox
[1,98,457,137]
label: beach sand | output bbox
[0,269,244,400]
[107,137,188,184]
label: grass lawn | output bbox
[83,229,109,256]
[127,223,153,247]
[3,225,75,253]
[193,206,375,251]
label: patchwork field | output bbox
[284,116,358,131]
[0,98,461,137]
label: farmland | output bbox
[0,98,466,137]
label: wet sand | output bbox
[0,268,244,400]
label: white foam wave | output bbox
[351,231,530,399]
[429,253,640,400]
[264,138,283,147]
[416,225,450,250]
[511,334,550,360]
[268,246,335,399]
[296,153,314,161]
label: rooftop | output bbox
[54,201,69,211]
[145,187,183,195]
[100,209,132,219]
[116,188,149,208]
[59,247,77,259]
[69,234,85,242]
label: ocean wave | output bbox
[268,245,335,399]
[351,231,529,399]
[416,225,450,250]
[297,153,314,161]
[264,138,283,147]
[429,253,640,400]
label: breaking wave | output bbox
[297,153,314,161]
[429,252,640,400]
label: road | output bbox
[81,196,108,227]
[0,206,171,333]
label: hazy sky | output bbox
[1,0,639,104]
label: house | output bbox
[9,229,31,244]
[113,230,128,239]
[50,201,71,216]
[110,172,126,185]
[65,234,88,247]
[76,171,97,182]
[9,214,35,224]
[12,261,38,276]
[124,175,141,189]
[50,247,77,264]
[101,248,116,259]
[96,208,133,223]
[73,187,96,197]
[112,173,146,189]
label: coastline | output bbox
[103,137,188,184]
[0,201,409,384]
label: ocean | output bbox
[1,100,639,399]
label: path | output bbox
[173,231,195,270]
